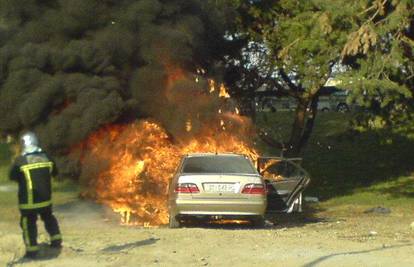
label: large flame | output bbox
[81,119,258,226]
[79,66,258,226]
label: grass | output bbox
[0,164,9,183]
[256,111,414,207]
[0,143,11,183]
[322,175,414,208]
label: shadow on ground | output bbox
[301,243,414,267]
[178,205,330,230]
[101,238,159,253]
[7,243,62,267]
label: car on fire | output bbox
[168,153,311,228]
[168,153,266,227]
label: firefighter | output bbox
[9,131,62,259]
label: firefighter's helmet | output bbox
[20,131,42,155]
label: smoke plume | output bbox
[0,0,232,177]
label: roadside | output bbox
[1,180,413,267]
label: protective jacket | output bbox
[10,151,57,210]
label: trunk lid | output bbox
[178,174,262,199]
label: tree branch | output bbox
[279,68,301,92]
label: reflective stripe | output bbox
[51,234,62,241]
[22,169,34,204]
[22,217,30,246]
[22,217,38,252]
[20,162,53,172]
[19,201,52,210]
[19,162,53,207]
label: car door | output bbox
[257,157,310,213]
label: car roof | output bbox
[184,153,247,158]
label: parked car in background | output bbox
[256,87,355,113]
[168,153,267,228]
[318,89,351,112]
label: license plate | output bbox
[204,183,236,193]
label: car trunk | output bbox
[177,174,262,199]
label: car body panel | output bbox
[168,154,267,223]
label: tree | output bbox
[340,0,414,139]
[219,0,414,155]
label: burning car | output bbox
[168,154,311,228]
[168,153,266,228]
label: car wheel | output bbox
[321,107,329,112]
[169,212,181,228]
[337,103,349,113]
[251,216,265,228]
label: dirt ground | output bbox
[1,199,413,267]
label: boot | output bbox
[23,251,38,259]
[50,239,62,248]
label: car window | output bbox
[182,156,257,174]
[262,160,304,180]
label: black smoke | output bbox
[0,0,231,177]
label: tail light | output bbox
[242,184,265,195]
[175,183,200,193]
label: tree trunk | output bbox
[298,95,319,150]
[286,98,308,156]
[250,98,257,123]
[286,95,318,157]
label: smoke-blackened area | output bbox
[0,0,228,172]
[0,1,256,225]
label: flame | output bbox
[79,63,258,226]
[81,118,258,226]
[259,159,285,181]
[219,83,230,98]
[208,79,215,93]
[185,119,192,132]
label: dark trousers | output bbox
[20,206,62,252]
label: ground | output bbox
[1,183,413,267]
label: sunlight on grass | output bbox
[322,175,414,208]
[0,164,9,183]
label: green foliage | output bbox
[256,111,414,200]
[338,0,414,138]
[218,0,414,154]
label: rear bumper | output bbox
[170,198,266,216]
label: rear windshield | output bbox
[181,156,257,174]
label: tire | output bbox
[169,212,181,228]
[337,103,349,113]
[321,107,329,112]
[251,216,265,228]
